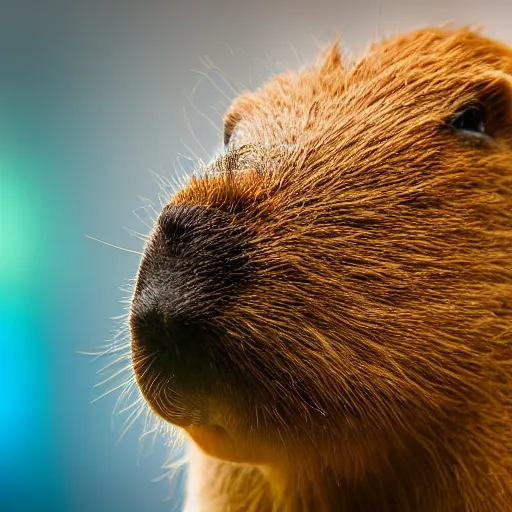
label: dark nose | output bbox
[129,204,249,369]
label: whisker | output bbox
[288,40,301,66]
[209,103,229,120]
[180,137,205,167]
[133,206,156,231]
[311,34,322,52]
[184,92,223,136]
[176,152,195,169]
[148,169,174,204]
[191,66,233,103]
[85,234,143,256]
[94,363,134,386]
[116,404,145,445]
[124,226,149,243]
[137,197,160,219]
[78,341,129,362]
[110,313,130,322]
[140,426,159,442]
[91,379,133,404]
[113,379,138,416]
[202,55,243,96]
[183,105,210,160]
[253,56,279,73]
[117,395,144,415]
[97,352,132,374]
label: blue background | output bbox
[0,1,510,511]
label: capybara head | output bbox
[129,27,512,510]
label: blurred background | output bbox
[0,0,510,510]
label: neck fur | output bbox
[183,419,512,512]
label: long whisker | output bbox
[201,55,243,96]
[91,380,133,404]
[191,67,233,103]
[288,40,301,66]
[180,137,205,167]
[85,234,143,256]
[183,105,210,160]
[133,206,156,231]
[77,342,129,361]
[124,226,149,243]
[94,363,134,387]
[117,395,145,415]
[184,91,223,136]
[97,352,133,374]
[116,404,145,445]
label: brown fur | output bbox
[130,27,512,511]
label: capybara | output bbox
[128,27,512,511]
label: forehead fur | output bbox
[179,27,512,213]
[254,28,510,118]
[355,27,512,75]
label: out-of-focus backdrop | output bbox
[1,1,510,511]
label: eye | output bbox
[450,104,486,135]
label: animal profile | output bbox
[127,27,512,511]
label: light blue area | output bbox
[0,157,64,510]
[0,162,44,466]
[0,306,40,460]
[0,163,35,286]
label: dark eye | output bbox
[450,104,486,135]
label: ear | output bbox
[318,37,343,74]
[473,72,512,137]
[223,92,261,146]
[486,71,512,115]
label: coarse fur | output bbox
[128,27,512,511]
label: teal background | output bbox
[0,1,509,511]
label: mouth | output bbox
[130,337,212,428]
[131,343,267,463]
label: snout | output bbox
[129,203,250,423]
